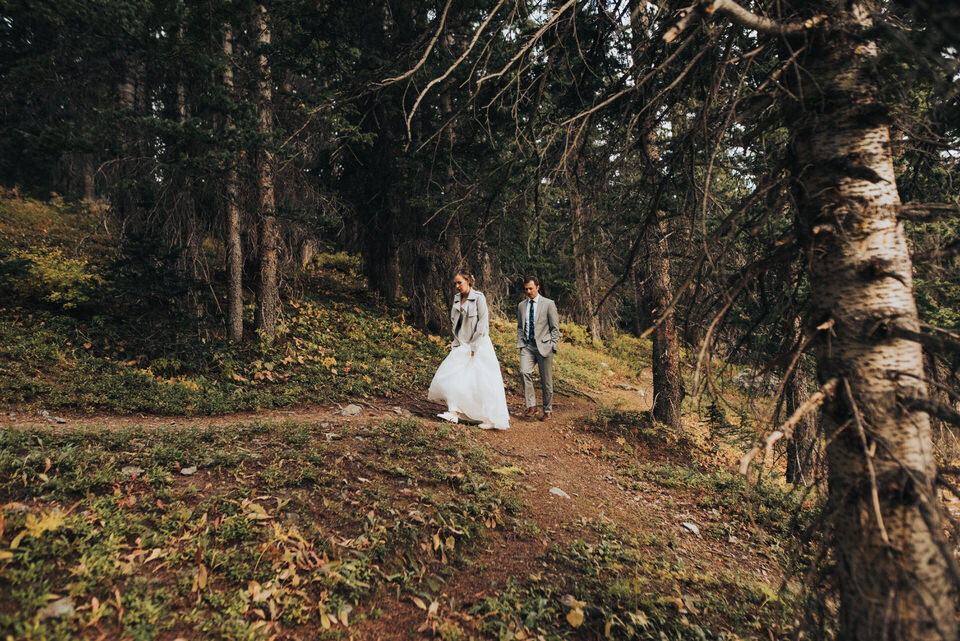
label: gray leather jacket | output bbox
[451,289,489,352]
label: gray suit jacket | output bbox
[451,289,489,352]
[516,296,560,357]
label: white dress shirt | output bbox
[524,295,540,339]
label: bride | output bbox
[428,271,510,430]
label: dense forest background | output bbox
[2,0,960,638]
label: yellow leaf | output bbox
[10,530,27,550]
[433,532,441,550]
[567,607,585,628]
[198,564,208,589]
[0,550,13,561]
[445,536,455,550]
[411,596,427,610]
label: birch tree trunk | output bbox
[253,5,280,338]
[223,25,243,343]
[789,2,956,637]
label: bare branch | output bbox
[665,0,826,43]
[739,378,838,475]
[403,0,507,140]
[843,378,892,546]
[889,324,960,358]
[903,397,960,428]
[898,202,960,222]
[476,0,578,89]
[378,0,453,86]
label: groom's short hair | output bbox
[523,276,540,287]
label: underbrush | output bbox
[0,417,519,640]
[0,301,447,414]
[468,513,799,641]
[0,192,649,415]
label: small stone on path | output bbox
[680,522,700,536]
[180,466,197,476]
[549,487,571,499]
[121,465,145,478]
[38,596,75,620]
[339,404,363,417]
[324,432,342,441]
[392,406,412,417]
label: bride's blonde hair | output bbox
[456,271,476,287]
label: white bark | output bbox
[790,3,957,638]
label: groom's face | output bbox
[524,281,539,299]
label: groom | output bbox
[516,276,560,420]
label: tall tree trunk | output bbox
[784,317,822,485]
[790,3,956,637]
[630,0,685,430]
[81,153,96,201]
[570,190,603,343]
[645,211,684,429]
[253,5,280,338]
[222,25,243,343]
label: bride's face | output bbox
[453,275,471,296]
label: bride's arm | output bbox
[469,294,490,355]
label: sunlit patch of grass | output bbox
[0,417,520,640]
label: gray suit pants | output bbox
[520,343,554,412]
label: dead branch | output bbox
[898,202,960,222]
[378,0,453,87]
[403,0,507,140]
[665,0,826,43]
[770,318,835,425]
[476,0,578,88]
[739,378,838,475]
[889,324,960,358]
[903,397,960,428]
[843,378,891,546]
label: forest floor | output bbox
[1,366,807,641]
[0,190,808,640]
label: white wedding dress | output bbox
[428,335,510,430]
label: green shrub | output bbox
[559,321,591,346]
[1,247,106,309]
[311,251,362,274]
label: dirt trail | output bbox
[354,387,781,639]
[5,380,784,639]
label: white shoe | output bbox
[478,423,494,430]
[437,412,459,423]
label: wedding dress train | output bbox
[428,336,510,430]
